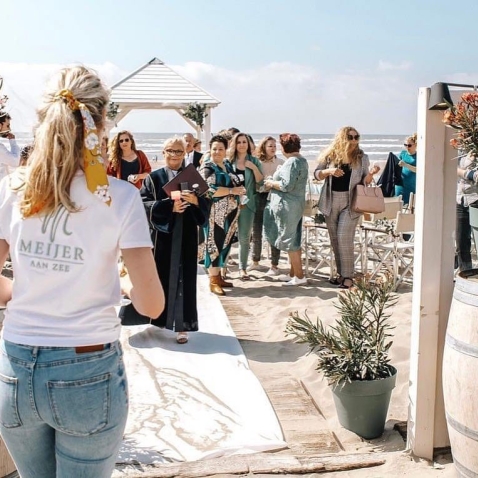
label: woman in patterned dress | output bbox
[200,135,247,295]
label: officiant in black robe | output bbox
[139,137,208,343]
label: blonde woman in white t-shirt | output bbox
[0,66,164,478]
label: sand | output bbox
[211,245,457,477]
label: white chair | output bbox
[303,222,335,280]
[368,212,415,290]
[366,196,403,222]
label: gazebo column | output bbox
[204,107,212,145]
[407,87,457,458]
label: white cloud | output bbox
[0,60,418,135]
[377,60,412,72]
[0,62,127,132]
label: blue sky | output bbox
[1,0,478,134]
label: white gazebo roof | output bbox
[109,57,219,141]
[110,57,220,109]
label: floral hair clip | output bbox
[55,89,111,205]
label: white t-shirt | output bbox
[0,139,20,183]
[0,172,152,346]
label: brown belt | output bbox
[75,344,106,354]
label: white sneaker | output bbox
[284,276,308,286]
[247,262,261,272]
[275,274,293,282]
[265,268,280,277]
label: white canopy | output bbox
[110,57,220,141]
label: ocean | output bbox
[9,132,406,172]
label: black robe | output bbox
[138,167,208,331]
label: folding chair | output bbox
[303,222,335,279]
[368,212,415,290]
[367,196,403,222]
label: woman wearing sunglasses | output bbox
[107,130,151,189]
[314,126,380,289]
[395,133,417,204]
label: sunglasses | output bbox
[119,138,130,143]
[404,143,414,148]
[347,134,360,141]
[165,149,185,156]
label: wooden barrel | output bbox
[443,270,478,477]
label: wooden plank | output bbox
[113,452,386,477]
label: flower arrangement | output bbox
[106,101,119,122]
[0,94,9,116]
[443,92,478,163]
[183,103,208,130]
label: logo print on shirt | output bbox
[19,207,84,273]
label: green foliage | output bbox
[106,101,119,121]
[182,103,208,130]
[285,276,397,385]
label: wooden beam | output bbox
[407,87,457,458]
[175,109,199,134]
[114,452,386,477]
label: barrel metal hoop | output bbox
[453,455,478,478]
[453,287,478,307]
[446,411,478,443]
[446,333,478,358]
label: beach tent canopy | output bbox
[110,57,220,141]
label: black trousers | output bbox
[456,199,478,271]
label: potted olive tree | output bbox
[285,275,398,439]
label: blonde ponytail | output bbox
[18,66,109,217]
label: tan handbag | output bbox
[352,184,385,214]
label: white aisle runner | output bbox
[117,268,286,464]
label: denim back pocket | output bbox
[0,372,22,428]
[48,373,111,436]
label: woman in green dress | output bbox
[200,135,247,295]
[263,133,309,286]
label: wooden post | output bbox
[204,107,212,146]
[407,87,458,458]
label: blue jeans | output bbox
[0,340,128,478]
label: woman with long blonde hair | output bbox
[314,126,380,289]
[107,130,151,189]
[0,66,164,477]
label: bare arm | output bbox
[121,247,164,318]
[0,239,12,306]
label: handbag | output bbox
[352,184,385,214]
[304,180,322,217]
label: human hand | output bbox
[398,160,406,168]
[264,179,275,189]
[233,186,247,196]
[181,191,198,206]
[369,165,381,175]
[245,160,255,170]
[127,174,139,184]
[173,199,188,213]
[330,168,344,177]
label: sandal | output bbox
[240,270,251,281]
[176,332,189,344]
[338,277,353,289]
[329,275,343,286]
